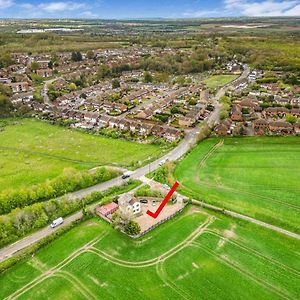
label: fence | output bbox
[130,203,188,239]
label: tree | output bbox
[144,71,153,83]
[86,50,94,59]
[69,83,77,91]
[112,79,120,89]
[97,64,111,79]
[71,51,83,62]
[124,220,141,236]
[286,114,297,124]
[30,61,40,72]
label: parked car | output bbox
[152,200,156,206]
[163,184,170,190]
[159,159,166,166]
[122,174,130,179]
[50,217,64,228]
[140,199,148,204]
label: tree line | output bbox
[0,167,118,215]
[0,180,140,248]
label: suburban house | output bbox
[36,68,53,78]
[269,121,293,134]
[9,82,31,93]
[253,119,268,135]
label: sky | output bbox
[0,0,300,19]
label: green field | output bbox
[203,74,238,89]
[174,137,300,233]
[0,119,164,190]
[1,206,299,299]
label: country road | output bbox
[0,66,251,262]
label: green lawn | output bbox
[203,74,238,89]
[0,118,164,190]
[1,207,299,299]
[174,137,300,233]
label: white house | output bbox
[118,194,141,215]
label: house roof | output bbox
[96,202,118,215]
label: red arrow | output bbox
[146,181,180,219]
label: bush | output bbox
[0,180,141,248]
[0,167,119,215]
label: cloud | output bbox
[82,11,99,18]
[0,0,13,9]
[183,9,221,18]
[38,1,85,12]
[224,0,300,16]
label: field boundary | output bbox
[192,200,300,240]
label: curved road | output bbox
[0,66,251,262]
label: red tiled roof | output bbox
[96,202,118,216]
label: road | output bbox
[0,66,250,262]
[41,77,62,105]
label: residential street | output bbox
[0,66,251,262]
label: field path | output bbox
[5,233,107,300]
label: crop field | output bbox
[203,75,238,89]
[174,137,300,233]
[0,119,164,190]
[1,206,299,299]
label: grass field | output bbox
[203,74,238,89]
[174,137,300,233]
[0,119,164,190]
[1,206,299,299]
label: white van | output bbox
[50,217,64,228]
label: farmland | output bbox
[174,137,300,233]
[0,119,165,191]
[202,74,238,90]
[1,206,299,299]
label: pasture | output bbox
[203,74,238,89]
[174,137,300,233]
[0,119,164,190]
[1,206,299,299]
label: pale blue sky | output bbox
[0,0,299,19]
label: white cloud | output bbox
[38,1,85,12]
[0,0,13,9]
[183,9,221,18]
[82,11,98,18]
[224,0,300,16]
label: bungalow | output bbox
[269,121,293,134]
[98,115,111,128]
[96,202,119,217]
